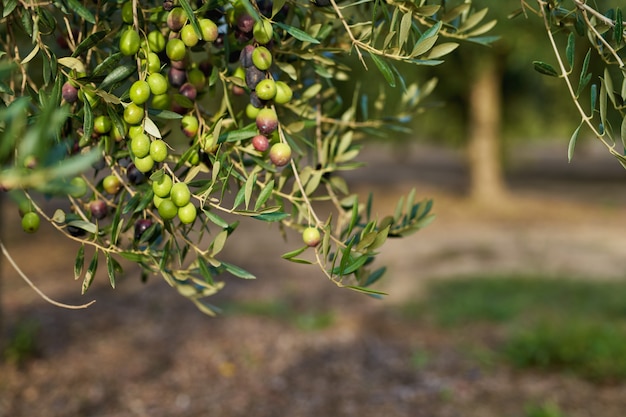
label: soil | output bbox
[2,142,626,417]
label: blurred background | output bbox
[4,3,626,417]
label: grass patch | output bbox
[224,299,335,331]
[407,275,626,382]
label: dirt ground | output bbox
[2,142,626,417]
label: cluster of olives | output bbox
[233,19,294,167]
[27,1,322,247]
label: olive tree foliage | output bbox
[0,0,499,314]
[528,0,626,165]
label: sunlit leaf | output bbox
[82,250,98,294]
[74,244,85,280]
[274,22,320,44]
[568,122,583,162]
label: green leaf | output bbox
[222,261,256,279]
[179,0,202,39]
[118,251,146,262]
[80,99,93,147]
[211,229,228,257]
[577,50,592,96]
[72,30,105,58]
[204,210,229,228]
[106,253,122,289]
[233,186,246,210]
[255,179,274,211]
[566,32,575,69]
[251,212,289,222]
[197,257,215,285]
[82,250,99,294]
[590,83,598,113]
[282,245,308,259]
[3,0,18,17]
[398,11,412,51]
[65,0,95,23]
[218,126,257,143]
[568,122,583,162]
[147,108,183,120]
[99,65,135,91]
[244,172,256,210]
[621,115,626,152]
[615,8,623,46]
[110,191,125,245]
[66,219,98,234]
[369,53,395,87]
[345,285,387,297]
[362,267,387,287]
[274,22,320,44]
[74,244,85,280]
[93,52,122,76]
[533,61,558,77]
[600,79,608,126]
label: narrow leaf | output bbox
[255,179,274,211]
[179,0,202,39]
[369,53,395,87]
[74,244,85,280]
[72,30,106,57]
[82,250,98,294]
[566,32,575,69]
[65,0,96,23]
[222,262,256,279]
[533,61,558,77]
[282,245,308,259]
[251,212,289,222]
[274,22,320,44]
[106,253,122,289]
[568,122,583,162]
[99,65,135,90]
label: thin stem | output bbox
[537,0,612,150]
[1,240,96,309]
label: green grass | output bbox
[224,299,335,331]
[406,275,626,382]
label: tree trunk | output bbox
[467,56,508,203]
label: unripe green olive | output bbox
[170,182,191,207]
[119,28,141,56]
[130,133,151,158]
[93,115,112,135]
[133,154,155,173]
[103,175,122,194]
[253,20,273,44]
[302,227,321,247]
[21,212,40,233]
[152,174,173,198]
[148,30,166,53]
[199,18,218,42]
[129,80,151,105]
[178,202,197,224]
[166,38,186,62]
[274,81,293,105]
[151,93,171,110]
[252,46,272,71]
[181,24,199,47]
[147,73,168,95]
[124,102,144,125]
[255,79,277,101]
[150,139,168,162]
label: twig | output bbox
[1,240,96,309]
